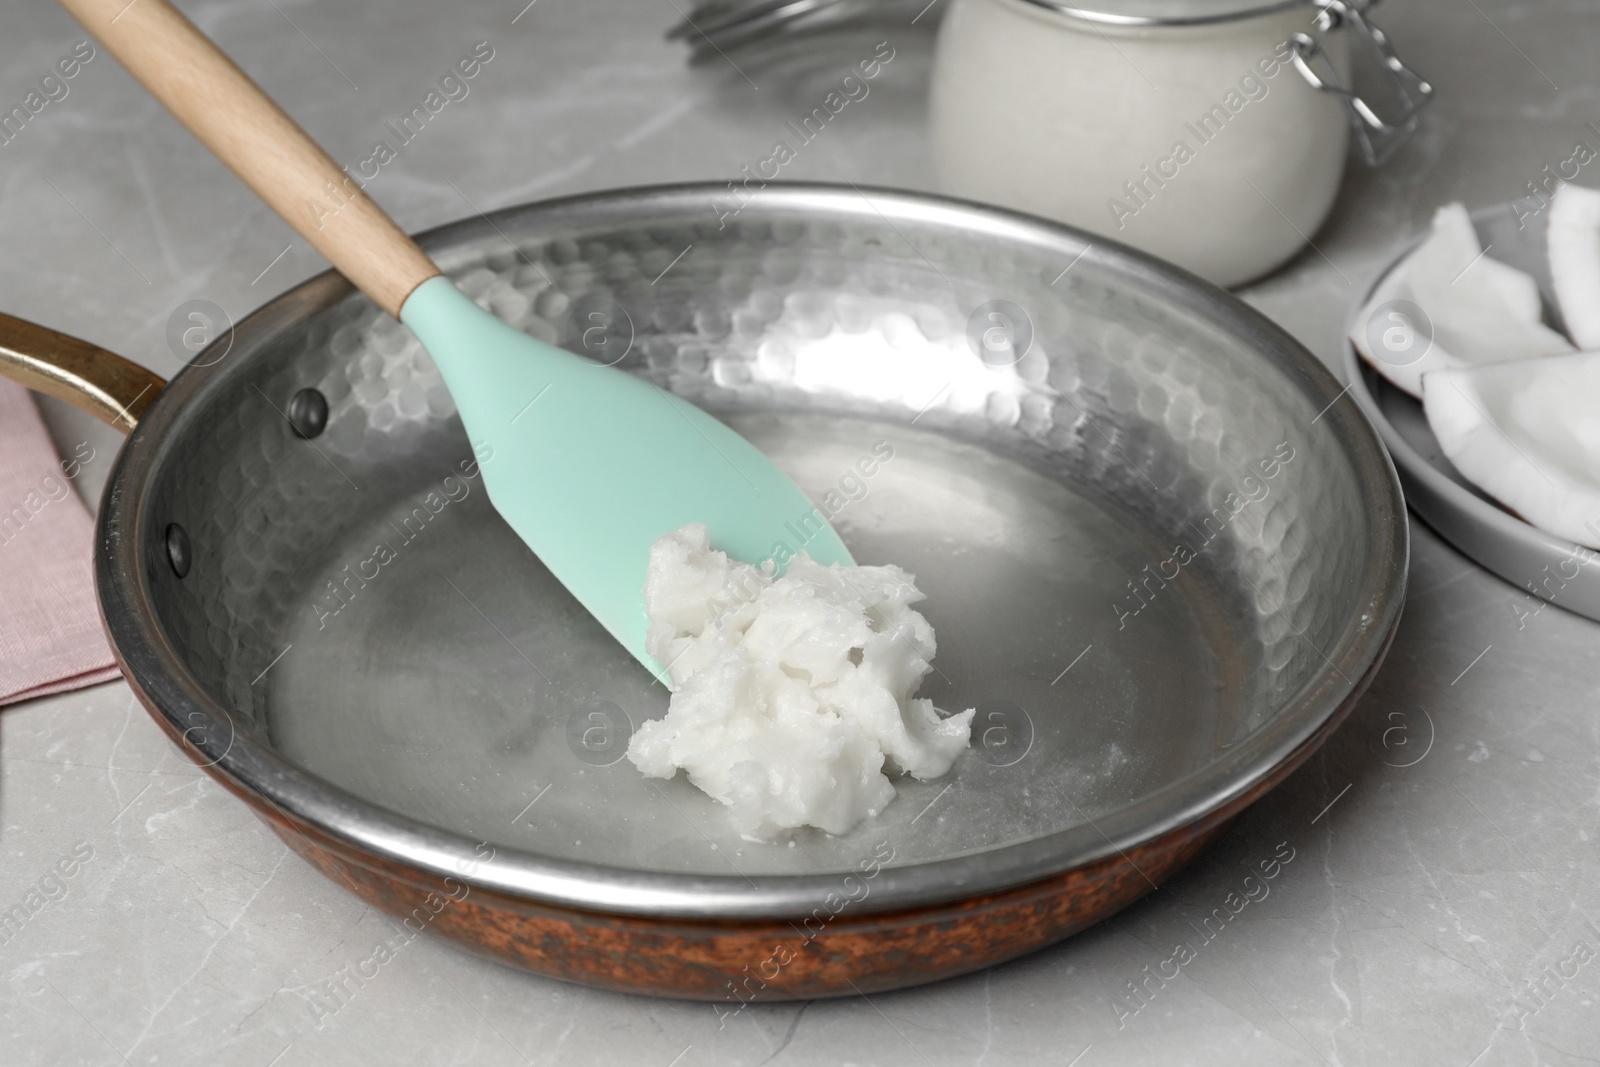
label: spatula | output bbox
[59,0,853,679]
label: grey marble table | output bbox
[3,1,1599,1064]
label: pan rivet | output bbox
[165,523,192,578]
[286,388,329,439]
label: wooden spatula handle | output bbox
[59,0,441,317]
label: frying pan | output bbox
[1,182,1406,1001]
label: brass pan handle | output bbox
[0,312,166,433]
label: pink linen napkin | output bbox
[0,379,120,705]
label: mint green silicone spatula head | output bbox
[401,277,852,672]
[63,0,852,677]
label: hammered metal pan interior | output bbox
[97,182,1405,931]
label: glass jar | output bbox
[929,0,1430,287]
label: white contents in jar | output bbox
[626,523,974,838]
[929,0,1355,287]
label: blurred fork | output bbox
[668,0,923,62]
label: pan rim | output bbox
[95,180,1408,919]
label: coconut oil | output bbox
[930,0,1358,287]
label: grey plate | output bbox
[104,182,1405,918]
[1343,205,1600,623]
